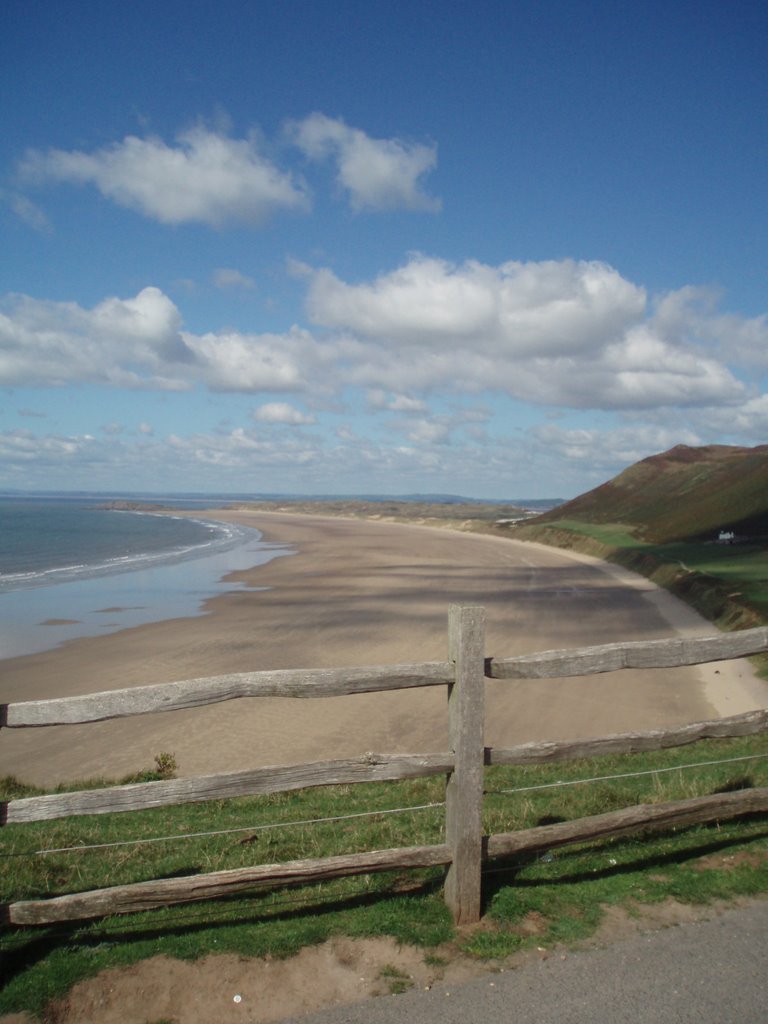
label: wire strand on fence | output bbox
[4,801,446,859]
[7,753,767,859]
[487,752,768,797]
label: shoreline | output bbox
[2,510,765,786]
[0,508,288,660]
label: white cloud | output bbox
[252,402,316,425]
[371,399,491,447]
[721,313,768,366]
[404,417,451,444]
[0,261,759,426]
[531,422,702,470]
[1,403,758,499]
[20,126,308,227]
[0,288,335,395]
[304,256,747,410]
[7,191,52,233]
[698,394,768,440]
[165,426,324,473]
[0,428,98,471]
[0,287,193,388]
[287,113,440,212]
[600,328,744,407]
[367,390,428,413]
[213,268,257,290]
[186,326,327,393]
[306,256,645,354]
[651,285,768,367]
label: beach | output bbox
[2,510,765,786]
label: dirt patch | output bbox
[511,909,550,937]
[691,849,768,872]
[5,898,765,1024]
[580,900,708,945]
[20,937,482,1024]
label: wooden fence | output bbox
[3,606,768,927]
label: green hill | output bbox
[533,444,768,544]
[512,444,768,634]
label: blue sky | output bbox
[1,0,766,499]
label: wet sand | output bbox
[2,511,765,786]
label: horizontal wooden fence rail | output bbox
[9,786,768,927]
[7,844,455,926]
[488,708,768,766]
[4,753,455,824]
[8,711,768,827]
[485,786,768,859]
[2,609,768,927]
[487,627,768,680]
[2,662,455,728]
[5,627,766,729]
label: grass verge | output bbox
[2,732,768,1017]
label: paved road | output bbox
[284,900,768,1024]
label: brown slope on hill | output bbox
[533,444,768,543]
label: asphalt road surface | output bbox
[283,900,768,1024]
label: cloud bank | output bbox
[3,253,765,494]
[304,256,748,410]
[1,257,757,415]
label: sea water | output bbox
[0,495,290,659]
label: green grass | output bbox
[3,733,768,1017]
[379,963,414,993]
[517,518,768,631]
[645,541,768,616]
[537,519,641,548]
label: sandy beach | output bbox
[2,511,765,786]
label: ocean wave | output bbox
[0,513,258,594]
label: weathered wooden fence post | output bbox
[445,604,486,924]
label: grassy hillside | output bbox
[531,444,768,544]
[513,445,768,636]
